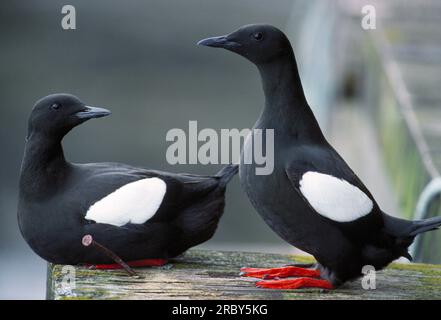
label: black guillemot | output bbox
[18,93,238,270]
[198,24,441,289]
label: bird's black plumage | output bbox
[18,94,238,265]
[199,24,441,287]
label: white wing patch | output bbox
[299,171,373,222]
[85,177,166,227]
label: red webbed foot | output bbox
[240,266,320,279]
[256,278,333,290]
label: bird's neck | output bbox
[256,51,325,143]
[19,133,69,197]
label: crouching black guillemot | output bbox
[18,94,238,271]
[198,24,441,289]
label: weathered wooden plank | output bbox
[47,250,441,300]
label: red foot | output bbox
[86,258,168,270]
[240,266,320,279]
[256,278,333,290]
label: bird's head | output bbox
[197,24,292,65]
[27,93,111,140]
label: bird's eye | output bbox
[252,32,263,41]
[51,103,60,110]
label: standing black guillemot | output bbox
[198,24,441,289]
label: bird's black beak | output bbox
[75,106,111,120]
[197,35,241,49]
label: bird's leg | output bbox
[256,278,333,290]
[240,265,320,279]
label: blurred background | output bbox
[1,0,441,299]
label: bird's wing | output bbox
[284,146,383,227]
[286,169,374,223]
[84,177,167,227]
[73,163,221,225]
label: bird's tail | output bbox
[216,164,239,187]
[407,216,441,237]
[383,213,441,260]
